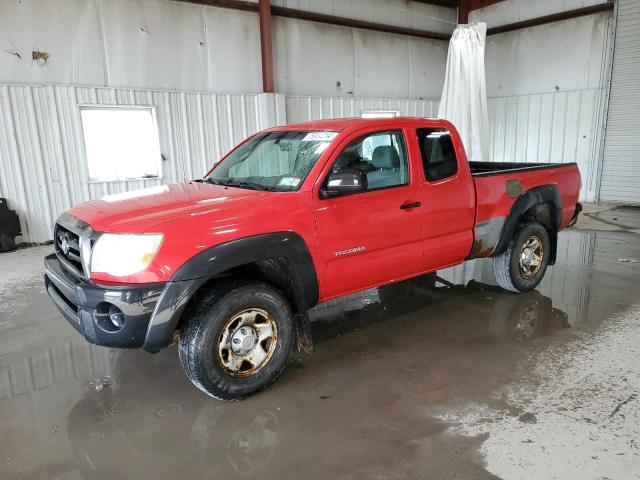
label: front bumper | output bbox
[44,253,165,348]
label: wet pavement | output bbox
[587,205,640,232]
[1,226,640,479]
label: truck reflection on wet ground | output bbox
[311,277,570,345]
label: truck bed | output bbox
[469,161,575,177]
[471,160,581,232]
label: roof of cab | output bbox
[268,116,442,133]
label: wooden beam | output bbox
[487,2,614,35]
[258,0,274,93]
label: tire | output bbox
[492,221,550,293]
[178,280,294,400]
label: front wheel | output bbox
[178,281,294,400]
[492,221,550,293]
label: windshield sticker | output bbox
[277,177,301,187]
[302,131,338,142]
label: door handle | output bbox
[400,201,422,210]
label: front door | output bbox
[313,128,425,300]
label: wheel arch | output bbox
[143,232,319,353]
[493,185,562,264]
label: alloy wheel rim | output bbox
[217,308,278,377]
[519,235,544,279]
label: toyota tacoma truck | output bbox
[44,117,582,400]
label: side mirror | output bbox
[320,168,368,199]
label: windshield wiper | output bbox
[201,178,227,186]
[231,181,279,191]
[200,178,279,191]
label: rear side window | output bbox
[417,129,458,181]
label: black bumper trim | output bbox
[44,253,166,348]
[46,282,82,334]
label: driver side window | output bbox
[331,130,408,191]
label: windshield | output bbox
[205,130,338,191]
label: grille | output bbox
[55,223,84,276]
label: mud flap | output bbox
[567,202,583,228]
[294,311,314,355]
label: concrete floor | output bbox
[1,206,640,479]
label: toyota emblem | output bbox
[61,235,70,255]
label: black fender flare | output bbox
[493,185,562,265]
[143,232,319,352]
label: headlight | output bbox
[90,233,163,277]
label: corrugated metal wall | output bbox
[487,89,604,202]
[286,89,603,202]
[0,84,282,243]
[285,95,440,122]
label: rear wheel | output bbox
[492,221,550,293]
[178,281,294,400]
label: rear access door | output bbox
[413,127,476,270]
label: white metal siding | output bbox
[285,95,440,121]
[488,89,604,202]
[0,84,282,244]
[600,0,640,203]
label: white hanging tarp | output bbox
[438,23,489,163]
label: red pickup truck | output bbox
[44,117,581,399]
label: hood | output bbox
[67,182,269,233]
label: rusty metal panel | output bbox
[0,84,276,244]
